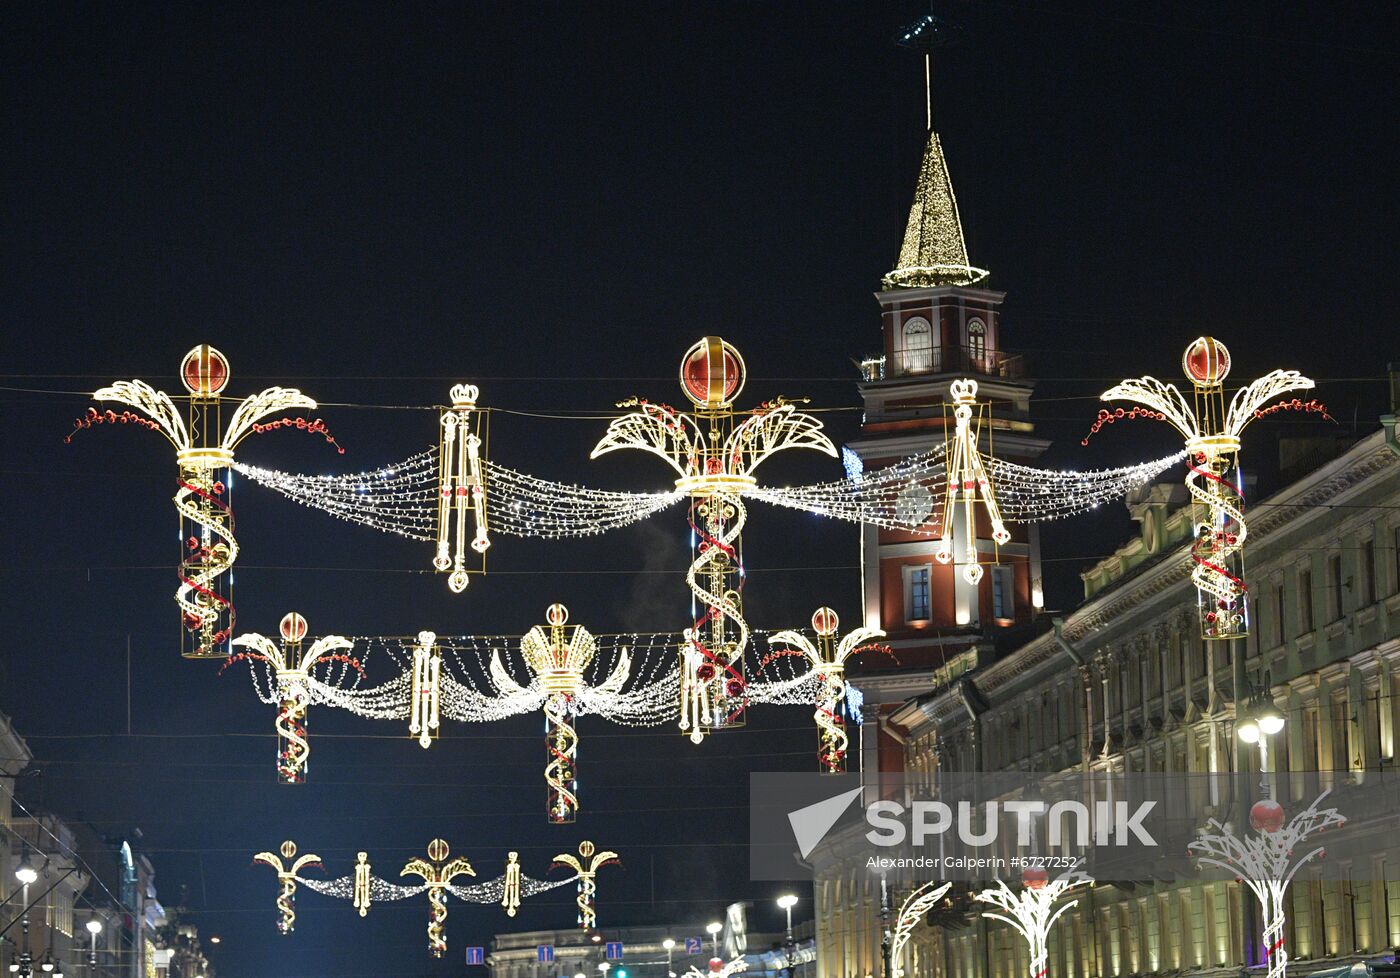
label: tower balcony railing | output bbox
[858,348,1027,382]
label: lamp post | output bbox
[663,938,676,978]
[1237,679,1286,796]
[84,920,101,978]
[706,922,722,958]
[777,895,798,978]
[14,850,38,978]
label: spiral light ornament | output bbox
[401,839,475,958]
[552,840,619,931]
[253,840,322,934]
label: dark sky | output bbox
[2,4,1397,978]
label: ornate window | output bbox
[905,564,932,622]
[902,316,932,372]
[967,318,987,368]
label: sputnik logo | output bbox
[787,786,864,858]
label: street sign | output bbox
[605,941,624,961]
[537,946,555,964]
[465,947,485,966]
[684,938,703,955]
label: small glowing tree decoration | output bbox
[409,630,442,749]
[593,337,836,742]
[890,881,953,978]
[489,604,630,823]
[253,840,321,934]
[227,612,360,783]
[767,607,888,773]
[1101,337,1314,639]
[435,383,491,592]
[975,868,1090,978]
[937,378,1011,584]
[552,840,619,931]
[402,838,475,958]
[1188,792,1345,978]
[88,345,322,657]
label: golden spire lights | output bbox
[1101,337,1314,639]
[593,338,835,743]
[936,378,1011,585]
[86,345,321,657]
[767,607,888,773]
[253,840,321,934]
[435,383,491,592]
[552,840,618,931]
[226,612,359,783]
[401,839,475,957]
[882,129,987,289]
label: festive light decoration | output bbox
[552,840,618,930]
[936,378,1009,583]
[353,852,372,917]
[253,840,321,935]
[890,881,953,978]
[402,839,475,957]
[975,868,1090,978]
[409,631,442,748]
[1188,791,1345,978]
[766,608,889,773]
[81,345,325,657]
[1101,337,1314,639]
[487,604,631,823]
[435,384,491,592]
[501,851,522,917]
[593,337,837,743]
[226,612,361,783]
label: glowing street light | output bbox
[706,922,722,956]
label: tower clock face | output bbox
[895,483,934,528]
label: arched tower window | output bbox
[967,318,987,369]
[902,316,932,372]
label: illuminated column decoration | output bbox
[90,345,319,657]
[494,603,625,823]
[1188,792,1345,978]
[409,630,442,748]
[501,851,522,917]
[890,881,953,978]
[401,838,476,957]
[1101,337,1314,639]
[229,612,356,783]
[552,840,619,930]
[767,607,888,773]
[253,840,322,934]
[592,337,836,743]
[353,852,372,917]
[975,869,1089,978]
[935,378,1010,585]
[434,383,491,592]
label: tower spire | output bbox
[885,13,986,291]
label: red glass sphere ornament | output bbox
[546,603,570,627]
[1250,798,1285,833]
[280,611,309,643]
[696,663,716,681]
[709,959,724,974]
[1182,336,1232,387]
[811,606,840,637]
[680,337,745,409]
[180,344,231,397]
[725,678,744,698]
[1023,867,1048,890]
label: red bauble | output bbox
[1182,336,1231,386]
[680,337,744,408]
[181,344,231,396]
[695,663,716,681]
[811,606,840,637]
[1250,799,1285,833]
[708,959,724,974]
[1023,867,1048,890]
[280,611,309,643]
[725,678,744,698]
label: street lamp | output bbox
[706,922,722,957]
[662,938,676,978]
[85,919,102,974]
[1237,678,1286,794]
[14,851,39,887]
[777,895,798,978]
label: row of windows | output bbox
[903,564,1015,624]
[1260,528,1400,649]
[898,317,987,371]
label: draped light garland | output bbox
[975,867,1091,978]
[253,840,322,935]
[1100,337,1315,639]
[765,608,889,773]
[592,337,838,743]
[74,345,333,657]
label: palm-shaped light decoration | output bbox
[592,337,836,743]
[227,612,360,783]
[975,867,1090,978]
[552,840,619,931]
[434,382,491,592]
[936,378,1011,584]
[889,881,953,978]
[1188,791,1345,978]
[767,607,888,773]
[401,838,476,957]
[87,345,321,657]
[490,604,629,823]
[684,958,747,978]
[1101,337,1313,640]
[253,840,322,934]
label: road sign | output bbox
[465,947,485,966]
[537,946,555,964]
[605,941,624,961]
[684,938,703,955]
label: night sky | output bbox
[2,4,1397,978]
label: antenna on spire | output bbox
[895,11,965,131]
